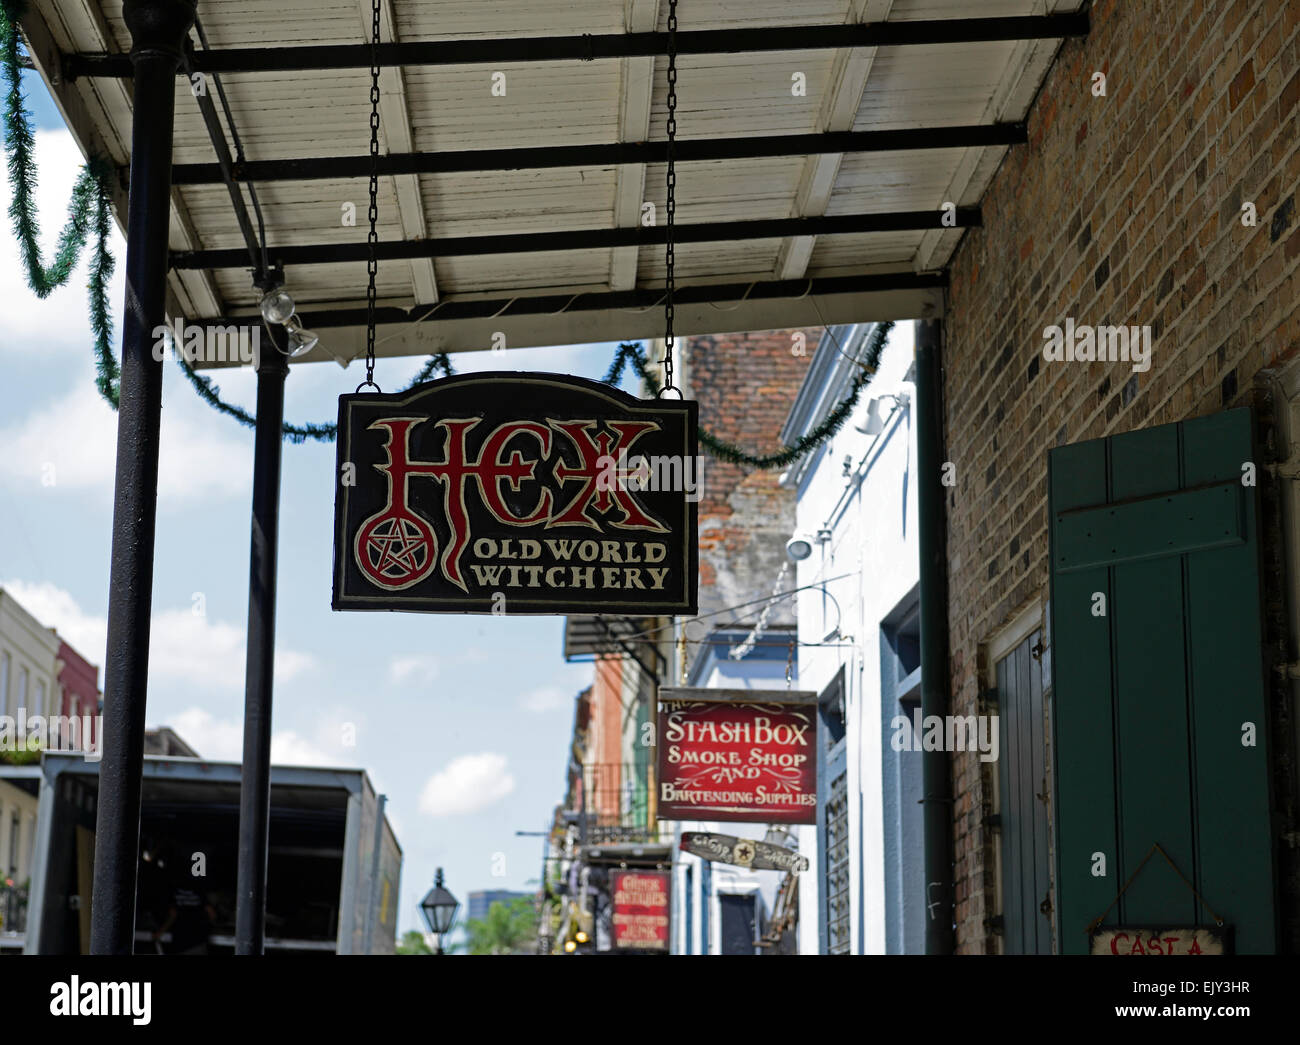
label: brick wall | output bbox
[941,0,1300,951]
[683,329,819,622]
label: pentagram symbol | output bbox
[355,508,438,590]
[733,840,756,867]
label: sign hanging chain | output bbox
[359,0,382,393]
[1085,842,1224,932]
[660,0,681,399]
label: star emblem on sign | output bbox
[733,841,756,867]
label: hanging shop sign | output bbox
[680,831,810,873]
[611,869,671,951]
[333,373,698,614]
[1089,927,1229,955]
[656,688,818,824]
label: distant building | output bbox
[54,640,100,753]
[466,889,532,924]
[17,752,400,954]
[1,588,63,953]
[0,588,61,726]
[144,727,199,758]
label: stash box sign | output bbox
[333,373,698,614]
[611,870,671,951]
[656,687,818,824]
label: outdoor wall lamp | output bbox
[855,391,911,435]
[785,534,814,562]
[785,528,832,562]
[259,287,320,358]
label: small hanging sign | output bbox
[611,869,672,951]
[656,687,818,824]
[680,831,810,873]
[333,373,698,614]
[1089,927,1229,955]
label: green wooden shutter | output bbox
[1048,407,1277,954]
[996,629,1053,953]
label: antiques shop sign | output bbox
[656,688,817,824]
[333,373,698,614]
[612,870,671,950]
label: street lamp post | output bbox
[419,868,459,955]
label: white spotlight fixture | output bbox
[854,391,911,436]
[785,534,815,562]
[259,288,320,358]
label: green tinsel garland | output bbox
[603,322,893,469]
[0,0,458,443]
[2,0,117,403]
[174,347,454,444]
[4,0,882,462]
[86,156,118,405]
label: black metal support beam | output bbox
[170,207,980,271]
[915,316,955,956]
[168,123,1027,185]
[90,0,196,957]
[190,269,947,330]
[234,333,289,956]
[181,42,264,279]
[66,13,1089,78]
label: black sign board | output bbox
[333,372,698,614]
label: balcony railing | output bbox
[0,883,28,937]
[572,762,667,844]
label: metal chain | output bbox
[661,0,680,398]
[361,0,382,392]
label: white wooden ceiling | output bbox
[20,0,1082,367]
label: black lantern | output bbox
[419,868,459,953]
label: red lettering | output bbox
[550,420,667,531]
[358,417,551,591]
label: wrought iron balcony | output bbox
[569,762,668,845]
[0,882,28,938]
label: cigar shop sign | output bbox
[333,373,698,614]
[656,687,818,824]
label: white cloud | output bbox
[418,752,515,817]
[0,579,103,662]
[166,707,344,768]
[0,381,250,504]
[1,579,313,688]
[390,654,439,685]
[520,686,572,713]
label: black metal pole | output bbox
[89,0,196,957]
[234,331,289,955]
[64,13,1090,78]
[915,317,955,955]
[170,207,983,271]
[166,123,1028,186]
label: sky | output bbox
[0,70,628,939]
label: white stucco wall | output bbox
[787,324,920,955]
